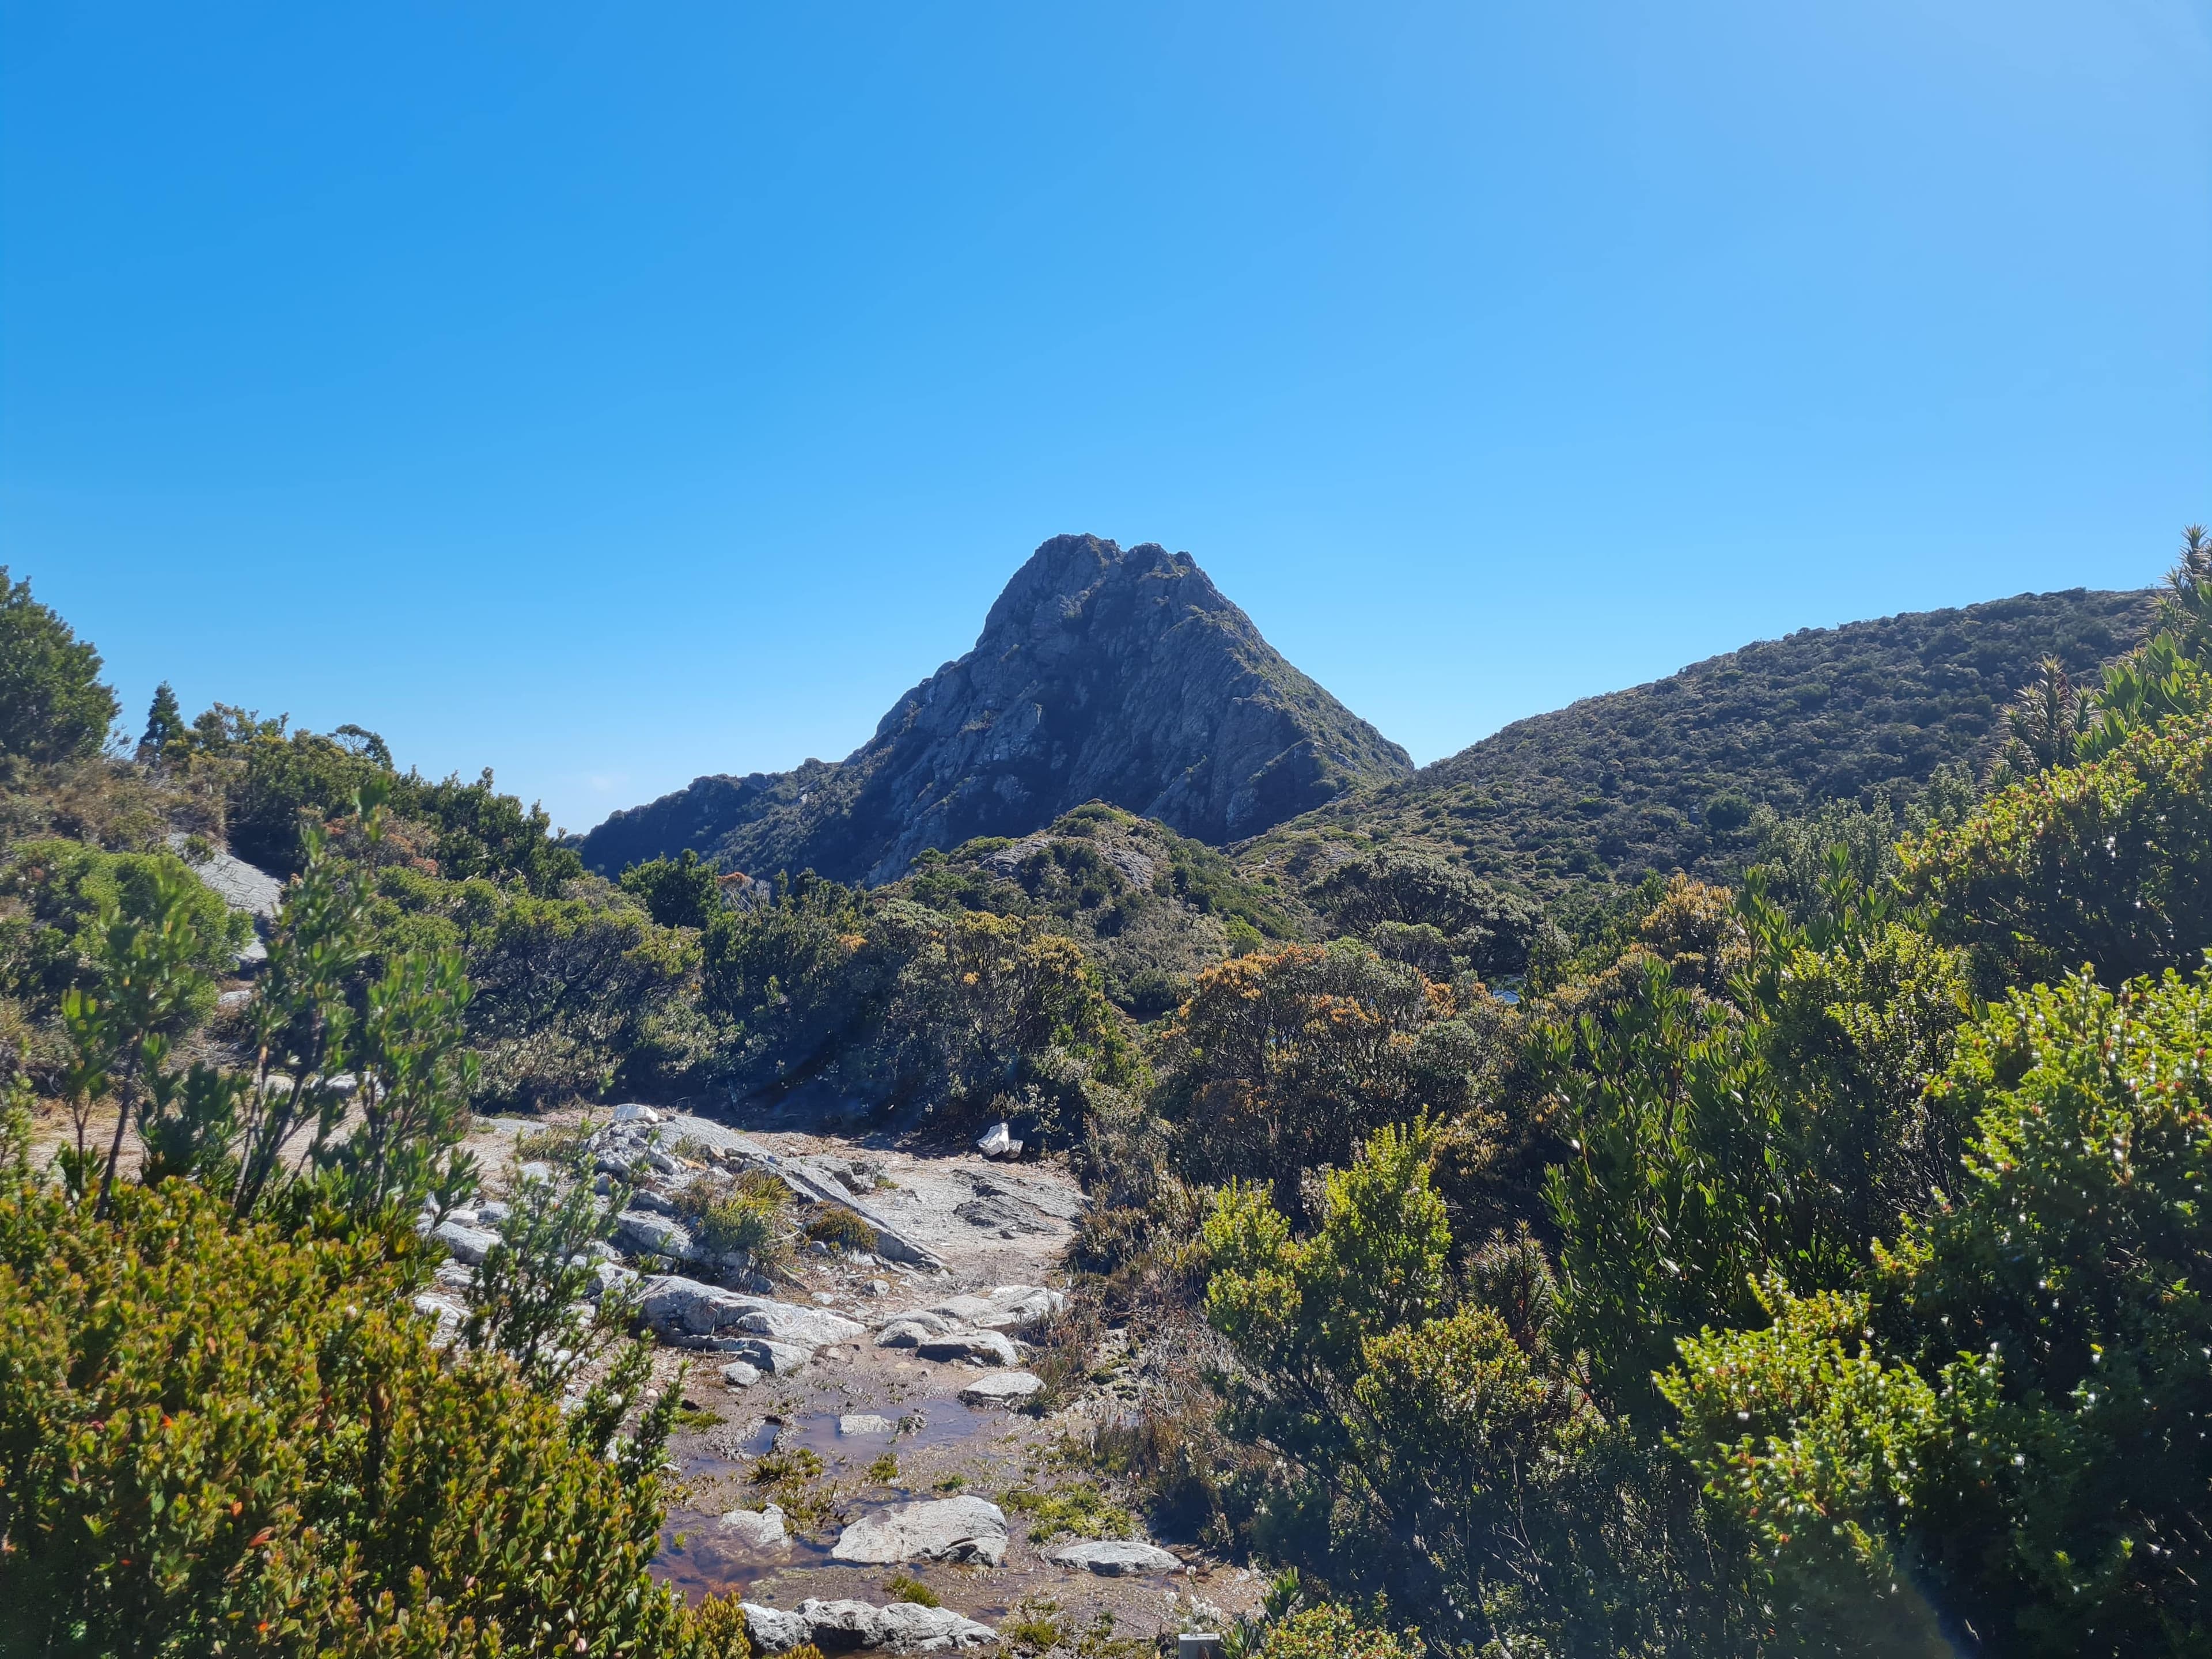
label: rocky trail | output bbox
[438,1106,1262,1656]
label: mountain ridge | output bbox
[580,534,1414,882]
[1233,584,2158,908]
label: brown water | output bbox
[652,1395,1005,1601]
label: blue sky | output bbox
[3,2,2207,834]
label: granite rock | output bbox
[791,1597,999,1651]
[726,1336,812,1375]
[958,1371,1044,1408]
[430,1219,499,1266]
[719,1503,787,1548]
[1045,1539,1181,1576]
[740,1603,812,1653]
[915,1330,1020,1367]
[831,1497,1009,1566]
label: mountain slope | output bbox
[1235,586,2157,908]
[581,535,1414,884]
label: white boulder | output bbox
[639,1275,770,1337]
[875,1314,958,1348]
[719,1503,787,1547]
[1045,1539,1181,1575]
[959,1371,1044,1408]
[613,1210,694,1260]
[740,1602,812,1653]
[737,1304,867,1347]
[831,1497,1009,1566]
[727,1336,812,1374]
[925,1295,995,1324]
[588,1260,639,1301]
[969,1286,1066,1332]
[916,1330,1020,1367]
[795,1597,999,1650]
[431,1218,500,1266]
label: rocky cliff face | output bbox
[581,535,1413,884]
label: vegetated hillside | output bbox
[580,535,1414,885]
[1236,586,2157,908]
[887,801,1304,1017]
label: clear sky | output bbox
[3,2,2207,834]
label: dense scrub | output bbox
[0,1172,745,1658]
[1090,534,2212,1657]
[1236,584,2153,910]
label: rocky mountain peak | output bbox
[581,535,1412,885]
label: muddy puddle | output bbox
[654,1395,1009,1601]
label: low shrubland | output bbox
[9,537,2212,1654]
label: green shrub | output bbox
[511,1115,598,1166]
[999,1479,1133,1543]
[1902,710,2212,990]
[676,1168,791,1268]
[1661,1281,1946,1656]
[1160,941,1494,1218]
[882,1571,940,1606]
[459,884,703,1109]
[621,847,726,929]
[802,1202,876,1253]
[1248,1605,1422,1658]
[0,1174,733,1657]
[1887,967,2212,1654]
[0,567,120,764]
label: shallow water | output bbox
[652,1394,1011,1600]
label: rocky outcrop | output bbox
[720,1503,787,1547]
[605,1111,946,1271]
[1044,1540,1181,1576]
[581,535,1411,884]
[958,1371,1043,1407]
[831,1497,1010,1566]
[741,1597,998,1653]
[914,1330,1019,1366]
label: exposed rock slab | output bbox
[613,1210,695,1260]
[639,1275,772,1338]
[1045,1539,1181,1576]
[738,1303,867,1347]
[726,1336,812,1374]
[928,1285,1066,1333]
[719,1503,787,1547]
[959,1371,1043,1408]
[741,1603,813,1653]
[168,833,283,927]
[967,1172,1086,1226]
[430,1219,499,1266]
[831,1497,1009,1566]
[630,1116,947,1271]
[788,1597,999,1652]
[874,1319,935,1349]
[915,1330,1019,1367]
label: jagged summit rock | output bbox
[581,534,1412,884]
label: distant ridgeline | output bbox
[579,534,1415,884]
[1236,585,2157,907]
[584,543,2154,914]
